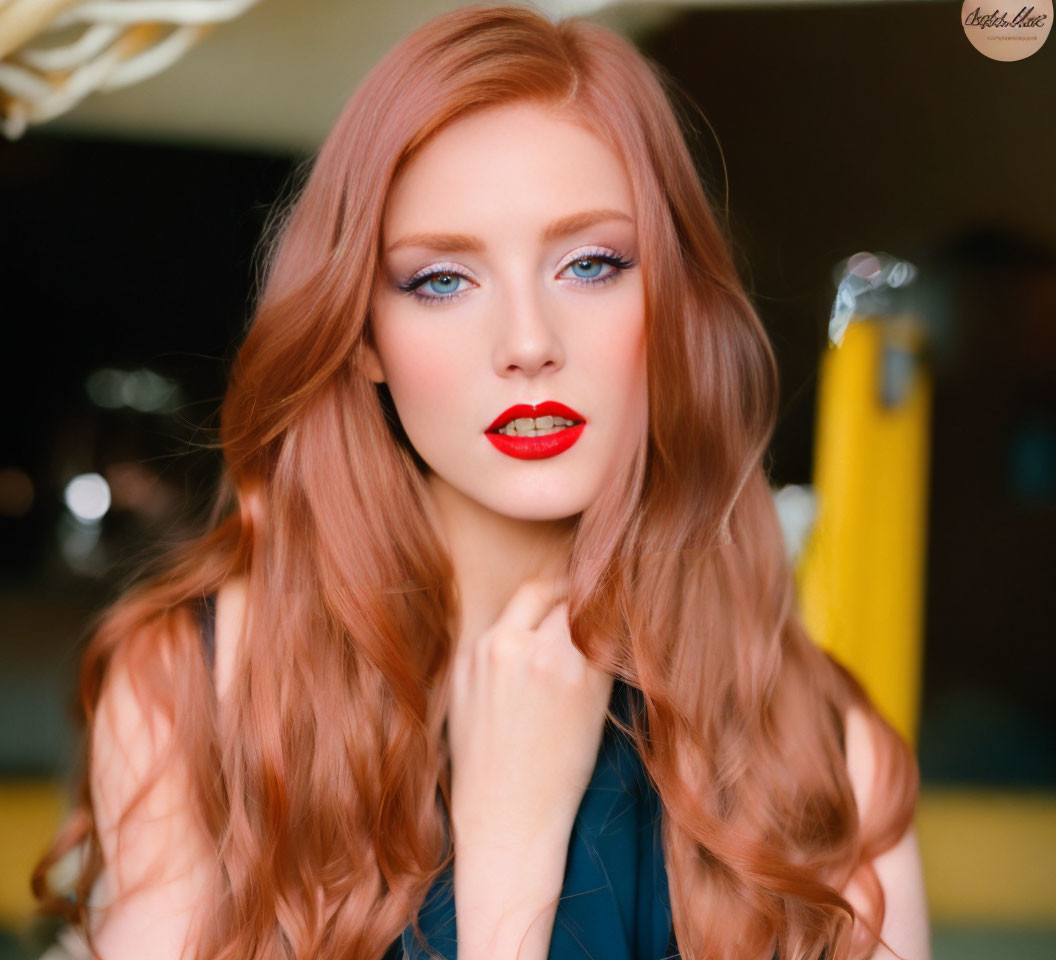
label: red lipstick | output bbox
[485,400,586,461]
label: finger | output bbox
[492,577,568,632]
[533,600,572,647]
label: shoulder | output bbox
[89,618,215,951]
[85,577,252,950]
[91,630,201,869]
[840,705,931,960]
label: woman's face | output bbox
[366,100,647,522]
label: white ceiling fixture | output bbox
[0,0,266,139]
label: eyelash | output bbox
[396,248,637,306]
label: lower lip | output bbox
[485,422,586,460]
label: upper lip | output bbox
[486,401,586,432]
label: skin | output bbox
[363,99,648,649]
[363,99,649,960]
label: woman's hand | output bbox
[446,576,614,959]
[446,575,614,852]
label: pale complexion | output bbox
[364,100,648,650]
[364,100,648,960]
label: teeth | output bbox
[496,415,578,437]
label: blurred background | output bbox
[1,1,1053,958]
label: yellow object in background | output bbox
[796,313,932,748]
[916,788,1056,925]
[0,779,67,929]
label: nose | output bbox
[491,280,565,378]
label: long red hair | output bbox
[33,4,918,959]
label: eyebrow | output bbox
[384,208,635,255]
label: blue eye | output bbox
[398,249,636,306]
[567,257,605,279]
[397,266,470,304]
[422,272,464,296]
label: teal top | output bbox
[196,595,679,959]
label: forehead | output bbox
[382,101,635,236]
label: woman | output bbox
[32,4,929,960]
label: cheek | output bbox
[591,310,648,413]
[378,324,470,421]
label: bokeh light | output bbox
[62,473,111,523]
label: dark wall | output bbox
[0,132,299,774]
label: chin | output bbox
[475,487,590,523]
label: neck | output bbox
[425,473,576,651]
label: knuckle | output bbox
[486,630,523,665]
